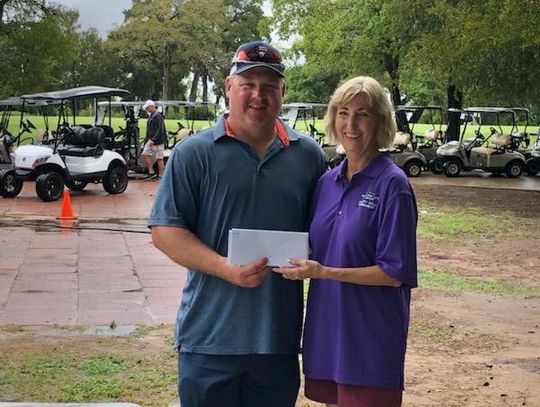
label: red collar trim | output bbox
[224,116,290,148]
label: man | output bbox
[141,99,167,180]
[148,41,326,407]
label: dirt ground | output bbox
[1,183,539,406]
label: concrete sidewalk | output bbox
[0,180,185,327]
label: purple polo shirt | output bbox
[303,153,418,390]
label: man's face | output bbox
[145,105,156,115]
[225,67,285,128]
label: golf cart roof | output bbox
[0,97,24,106]
[396,105,442,112]
[97,100,196,108]
[0,97,55,107]
[21,86,130,101]
[461,107,516,114]
[282,102,328,110]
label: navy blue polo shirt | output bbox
[148,116,326,354]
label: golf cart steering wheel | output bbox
[57,122,75,143]
[474,130,484,140]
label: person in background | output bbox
[141,99,167,180]
[274,75,418,407]
[147,41,326,407]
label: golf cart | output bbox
[97,99,204,176]
[508,107,532,157]
[381,129,427,177]
[433,107,526,178]
[0,97,39,169]
[525,122,540,176]
[395,105,447,174]
[281,102,342,167]
[0,86,130,201]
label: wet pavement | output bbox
[1,172,539,328]
[0,179,185,327]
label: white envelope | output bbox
[227,228,309,267]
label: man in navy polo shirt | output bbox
[148,41,326,407]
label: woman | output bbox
[274,76,418,406]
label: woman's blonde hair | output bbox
[324,76,396,149]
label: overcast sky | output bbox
[52,0,132,37]
[53,0,272,38]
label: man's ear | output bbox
[225,76,232,98]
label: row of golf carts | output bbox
[0,86,213,201]
[283,103,539,178]
[1,90,538,202]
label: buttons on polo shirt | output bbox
[337,210,343,215]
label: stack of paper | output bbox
[227,228,309,267]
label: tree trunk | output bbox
[384,54,409,133]
[201,65,208,103]
[446,83,463,142]
[189,65,201,102]
[162,51,172,100]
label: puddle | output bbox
[40,325,139,337]
[0,218,149,233]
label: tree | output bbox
[107,0,227,100]
[0,4,80,97]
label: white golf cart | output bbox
[0,86,130,201]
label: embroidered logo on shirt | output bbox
[358,192,379,210]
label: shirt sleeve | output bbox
[147,141,201,230]
[376,188,418,287]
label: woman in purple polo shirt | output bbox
[274,76,418,406]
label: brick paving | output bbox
[0,179,185,326]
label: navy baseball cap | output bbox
[230,41,285,78]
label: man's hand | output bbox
[220,257,270,288]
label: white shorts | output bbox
[142,140,165,159]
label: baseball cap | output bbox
[230,41,285,78]
[142,99,155,109]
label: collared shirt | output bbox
[303,153,418,389]
[148,115,326,354]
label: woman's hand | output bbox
[272,258,325,280]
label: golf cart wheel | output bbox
[65,179,88,191]
[429,160,444,174]
[328,155,345,169]
[103,166,128,194]
[0,169,23,198]
[35,172,65,202]
[444,160,461,177]
[504,161,523,178]
[526,162,539,176]
[404,160,422,177]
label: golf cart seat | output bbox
[424,129,443,141]
[471,133,510,156]
[58,126,105,157]
[389,131,411,151]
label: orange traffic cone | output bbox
[57,189,78,220]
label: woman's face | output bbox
[335,93,378,158]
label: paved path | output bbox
[0,179,185,326]
[1,172,538,327]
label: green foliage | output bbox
[0,350,177,404]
